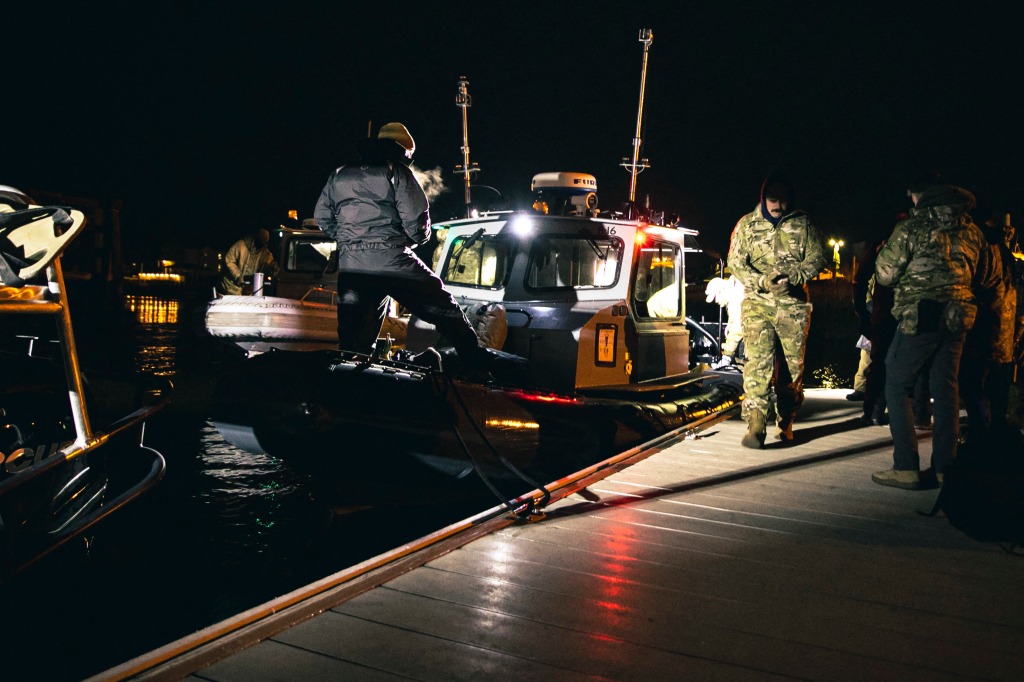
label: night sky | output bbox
[5,2,1022,259]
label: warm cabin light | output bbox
[484,418,540,430]
[482,255,497,283]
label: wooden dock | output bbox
[103,389,1024,681]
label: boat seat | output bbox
[0,205,87,286]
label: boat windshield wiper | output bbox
[579,230,609,260]
[443,227,486,278]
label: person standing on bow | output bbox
[727,172,828,448]
[313,122,483,360]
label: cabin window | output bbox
[287,238,338,273]
[633,240,681,319]
[441,235,511,289]
[525,236,623,290]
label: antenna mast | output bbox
[620,29,653,218]
[454,77,479,218]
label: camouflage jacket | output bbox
[979,243,1017,363]
[727,206,827,305]
[874,185,998,335]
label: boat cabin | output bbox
[407,176,702,394]
[264,226,338,301]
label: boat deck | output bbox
[119,390,1024,681]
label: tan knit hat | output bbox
[378,122,415,158]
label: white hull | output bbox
[205,294,407,354]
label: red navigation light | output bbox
[505,389,579,405]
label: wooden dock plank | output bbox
[271,610,609,681]
[190,639,410,681]
[419,536,1021,679]
[330,586,791,681]
[182,391,1024,681]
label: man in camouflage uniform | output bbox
[872,179,999,489]
[728,173,827,448]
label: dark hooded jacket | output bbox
[313,139,430,248]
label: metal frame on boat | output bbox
[1,197,169,581]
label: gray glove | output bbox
[767,271,790,296]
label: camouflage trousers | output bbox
[740,298,812,423]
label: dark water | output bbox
[0,288,491,681]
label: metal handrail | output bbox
[5,445,167,578]
[0,370,172,498]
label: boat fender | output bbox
[464,301,507,350]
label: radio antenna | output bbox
[620,29,653,219]
[454,77,480,218]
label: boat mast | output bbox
[454,76,479,218]
[621,29,653,219]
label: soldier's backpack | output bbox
[926,426,1024,552]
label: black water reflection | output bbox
[0,289,490,681]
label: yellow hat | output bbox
[378,122,415,158]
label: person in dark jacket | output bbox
[313,122,482,359]
[852,232,892,424]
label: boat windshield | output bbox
[525,235,623,290]
[287,237,338,274]
[441,234,512,289]
[633,240,682,319]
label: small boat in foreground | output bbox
[211,174,742,507]
[1,188,169,582]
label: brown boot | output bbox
[741,411,767,449]
[776,414,794,442]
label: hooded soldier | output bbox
[871,178,1000,489]
[727,172,828,448]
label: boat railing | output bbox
[298,285,338,307]
[1,205,169,574]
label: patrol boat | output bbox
[1,188,169,581]
[210,173,742,507]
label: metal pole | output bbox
[455,77,477,218]
[618,27,651,215]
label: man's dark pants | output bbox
[335,245,478,356]
[884,326,967,474]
